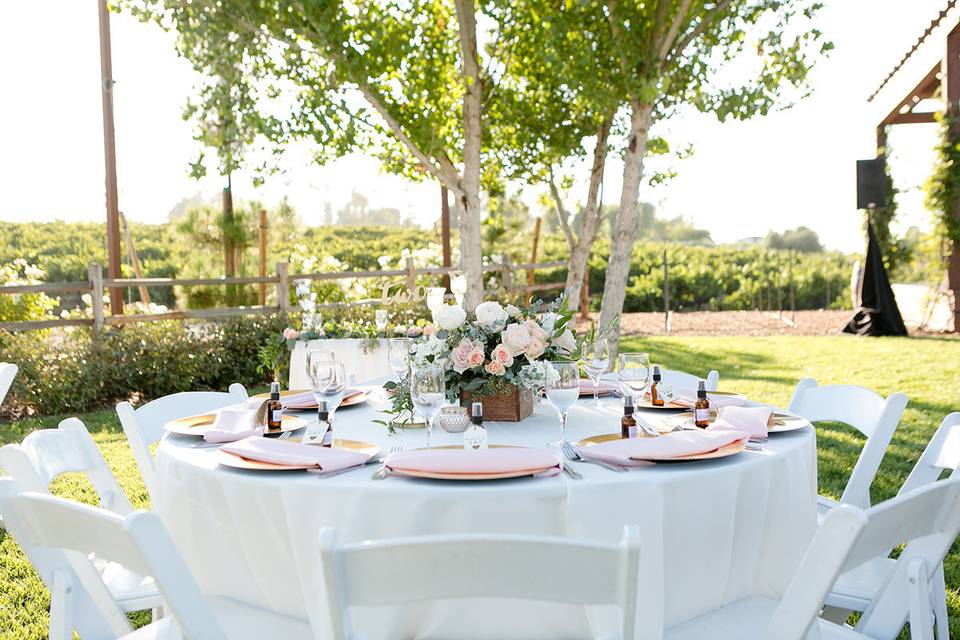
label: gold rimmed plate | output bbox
[216,438,380,471]
[665,410,808,434]
[576,432,746,462]
[387,445,558,481]
[250,389,369,410]
[164,413,306,437]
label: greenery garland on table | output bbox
[924,111,960,285]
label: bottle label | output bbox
[271,409,284,424]
[628,424,638,439]
[695,408,710,424]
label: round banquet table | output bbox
[155,387,818,639]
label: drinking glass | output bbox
[410,364,446,449]
[581,339,610,406]
[310,360,347,424]
[546,361,579,445]
[305,349,335,391]
[450,272,467,306]
[618,352,651,399]
[388,338,411,380]
[375,309,389,333]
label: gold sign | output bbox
[380,283,427,305]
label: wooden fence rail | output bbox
[0,258,568,333]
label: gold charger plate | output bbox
[666,410,808,434]
[637,390,747,411]
[388,445,557,480]
[216,438,380,471]
[249,389,369,409]
[576,432,746,462]
[164,413,305,437]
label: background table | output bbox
[155,388,817,639]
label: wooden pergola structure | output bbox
[869,1,960,331]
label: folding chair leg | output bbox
[931,563,950,640]
[908,559,935,640]
[48,570,73,640]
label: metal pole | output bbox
[440,185,452,293]
[97,0,123,315]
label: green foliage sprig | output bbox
[924,112,960,284]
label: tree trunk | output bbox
[599,101,654,357]
[455,0,484,311]
[564,117,612,307]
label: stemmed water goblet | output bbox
[546,361,579,446]
[617,352,651,401]
[309,359,347,426]
[410,364,446,449]
[375,309,389,334]
[581,339,610,407]
[388,338,412,381]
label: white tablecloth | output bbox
[155,389,817,639]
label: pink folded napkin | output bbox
[221,436,371,471]
[204,404,263,443]
[668,390,748,409]
[579,380,619,396]
[249,388,364,411]
[579,430,749,465]
[385,448,561,476]
[708,405,772,440]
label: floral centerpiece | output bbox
[382,297,577,424]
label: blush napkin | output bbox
[221,436,371,471]
[579,380,619,396]
[707,405,773,440]
[579,429,749,465]
[203,404,263,443]
[248,388,364,411]
[668,390,748,409]
[385,448,561,476]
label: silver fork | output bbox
[372,445,404,480]
[560,440,627,472]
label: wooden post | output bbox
[119,212,150,305]
[663,250,670,333]
[944,23,960,331]
[579,271,590,319]
[88,263,104,335]
[276,262,291,314]
[527,216,542,293]
[501,254,514,292]
[97,0,123,316]
[440,186,452,292]
[223,181,236,305]
[258,209,268,305]
[405,256,416,292]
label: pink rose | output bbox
[485,360,505,376]
[525,336,546,360]
[452,338,475,373]
[468,348,486,368]
[500,323,532,355]
[491,343,514,366]
[523,319,548,342]
[423,325,436,337]
[283,328,299,340]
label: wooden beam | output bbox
[97,0,123,315]
[945,22,960,330]
[440,185,452,292]
[878,62,941,128]
[889,111,938,125]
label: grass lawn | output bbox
[0,334,958,638]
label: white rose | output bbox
[501,322,532,355]
[505,304,522,318]
[475,301,509,329]
[435,304,467,331]
[553,328,577,354]
[540,312,557,334]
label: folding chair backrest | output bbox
[116,384,247,500]
[0,479,227,640]
[788,378,907,508]
[0,362,17,407]
[899,412,960,496]
[0,418,132,514]
[320,525,647,640]
[659,368,720,392]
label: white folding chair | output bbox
[0,478,312,640]
[788,378,907,511]
[116,384,247,503]
[0,417,163,638]
[319,525,650,640]
[0,362,17,407]
[666,477,960,640]
[825,412,960,639]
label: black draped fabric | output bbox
[843,222,908,337]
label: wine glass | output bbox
[450,271,467,306]
[410,364,446,449]
[388,338,411,381]
[305,349,335,391]
[375,309,389,333]
[546,361,579,445]
[618,352,651,400]
[581,339,610,407]
[310,360,347,424]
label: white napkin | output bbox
[204,404,263,443]
[707,405,772,440]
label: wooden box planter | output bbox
[460,386,535,422]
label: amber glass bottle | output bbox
[621,395,637,439]
[650,365,664,407]
[694,380,711,428]
[265,381,284,434]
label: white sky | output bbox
[0,0,950,252]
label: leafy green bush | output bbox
[0,315,288,417]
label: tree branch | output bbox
[548,167,577,251]
[657,0,695,62]
[665,0,734,65]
